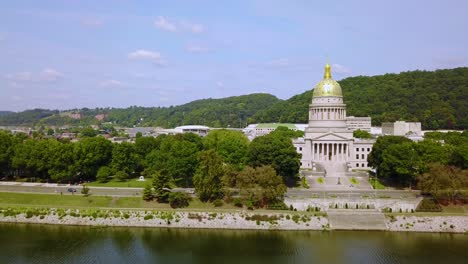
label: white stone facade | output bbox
[346,116,371,132]
[382,121,422,136]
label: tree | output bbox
[96,166,112,183]
[114,170,129,182]
[74,137,113,181]
[248,131,300,186]
[379,142,422,186]
[368,136,412,175]
[168,192,191,208]
[152,170,172,203]
[203,129,249,168]
[236,166,286,208]
[353,129,372,139]
[146,135,200,187]
[142,184,154,201]
[80,127,98,138]
[111,142,139,175]
[418,163,468,200]
[193,150,225,202]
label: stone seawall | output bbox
[1,208,466,233]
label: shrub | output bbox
[168,192,191,208]
[144,214,153,220]
[115,171,129,182]
[416,198,442,212]
[266,201,288,210]
[232,198,243,207]
[96,166,112,183]
[213,199,224,207]
[142,185,154,201]
[81,185,90,196]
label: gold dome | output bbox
[312,63,342,97]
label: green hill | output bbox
[0,68,467,129]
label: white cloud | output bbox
[154,16,177,32]
[39,68,64,82]
[154,16,205,34]
[5,68,63,84]
[186,44,208,53]
[99,79,126,88]
[331,64,352,74]
[127,49,165,65]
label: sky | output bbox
[1,0,467,111]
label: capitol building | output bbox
[294,63,375,176]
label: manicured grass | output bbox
[369,178,386,189]
[317,177,324,184]
[0,192,238,212]
[87,178,149,188]
[350,177,359,185]
[441,204,468,214]
[0,192,113,208]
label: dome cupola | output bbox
[312,63,343,97]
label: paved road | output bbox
[0,182,419,199]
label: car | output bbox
[67,188,77,193]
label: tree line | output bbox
[368,131,468,201]
[0,127,301,208]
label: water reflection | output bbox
[0,223,466,264]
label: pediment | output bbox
[310,133,351,141]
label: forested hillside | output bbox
[253,67,468,129]
[1,68,467,129]
[0,94,280,128]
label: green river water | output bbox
[0,223,466,264]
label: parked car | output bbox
[67,188,77,193]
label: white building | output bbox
[346,116,371,132]
[382,121,422,136]
[243,123,306,140]
[174,125,210,136]
[293,63,375,175]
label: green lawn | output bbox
[317,177,324,184]
[0,192,238,211]
[369,178,386,189]
[87,178,149,188]
[350,177,359,185]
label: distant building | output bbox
[382,121,422,136]
[346,116,371,132]
[243,123,306,140]
[174,125,210,136]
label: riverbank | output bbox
[1,207,466,233]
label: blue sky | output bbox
[1,0,467,111]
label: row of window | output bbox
[356,163,367,167]
[356,147,371,152]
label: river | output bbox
[0,223,466,264]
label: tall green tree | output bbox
[193,150,225,202]
[111,142,139,175]
[248,131,300,186]
[152,170,172,203]
[236,166,286,207]
[379,142,422,186]
[203,129,249,168]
